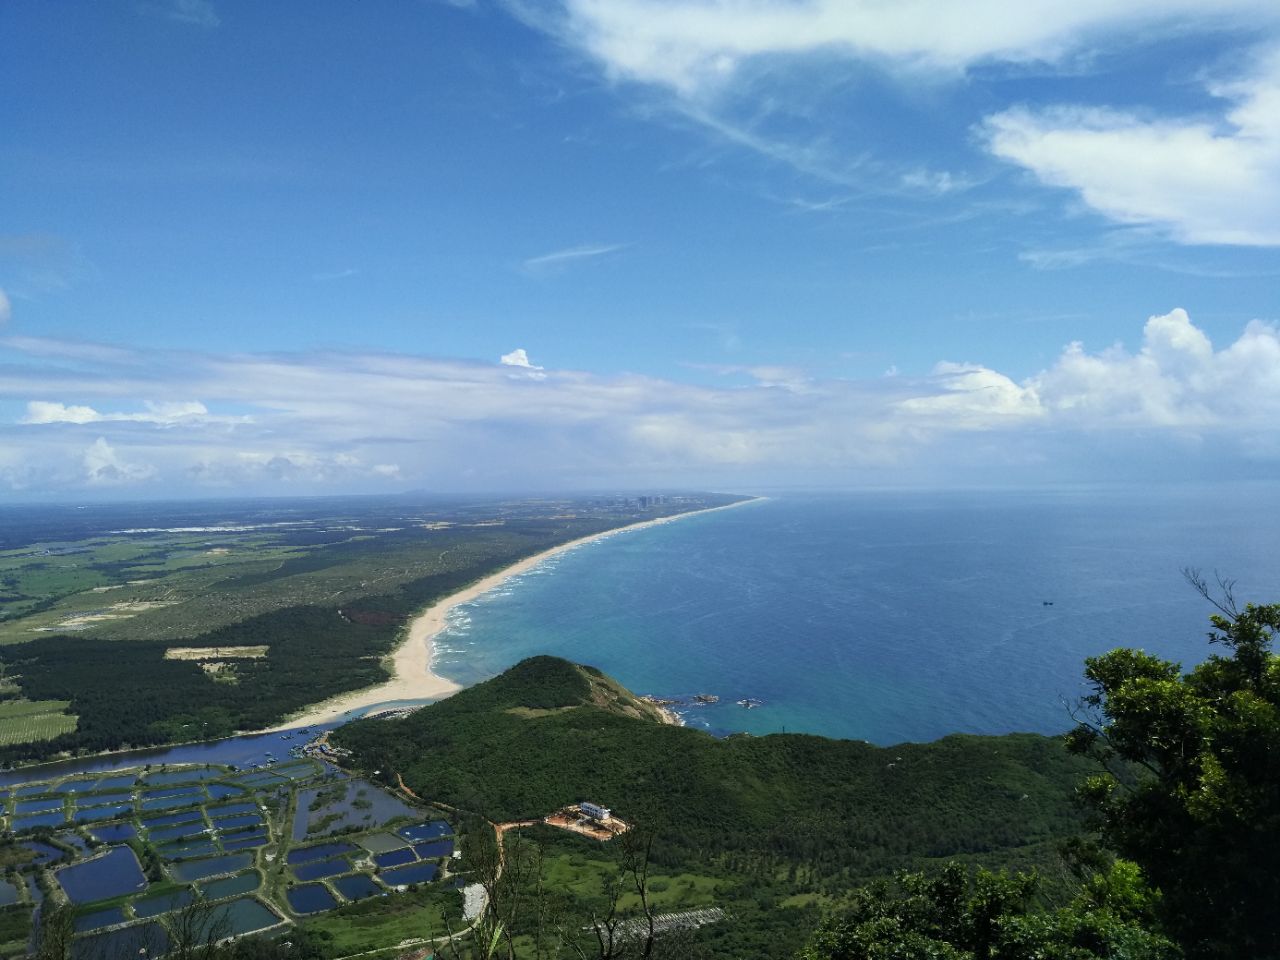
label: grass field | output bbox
[0,698,77,745]
[300,885,460,955]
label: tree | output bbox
[1067,578,1280,959]
[797,862,1176,960]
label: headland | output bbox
[265,497,763,731]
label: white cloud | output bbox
[1032,308,1280,426]
[898,362,1043,427]
[499,348,543,370]
[21,400,242,426]
[529,0,1278,99]
[521,243,624,274]
[983,49,1280,245]
[0,288,10,325]
[2,309,1279,494]
[84,438,156,486]
[513,1,1280,242]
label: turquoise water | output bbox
[432,488,1280,745]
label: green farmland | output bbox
[0,698,77,745]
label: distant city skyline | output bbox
[2,1,1278,498]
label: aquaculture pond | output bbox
[356,832,408,854]
[168,852,253,883]
[71,921,169,960]
[414,839,454,860]
[286,841,358,865]
[1,739,463,952]
[74,804,132,823]
[133,889,196,919]
[373,848,415,869]
[398,820,453,843]
[159,839,219,860]
[380,863,439,886]
[141,810,204,829]
[56,847,147,903]
[223,833,268,851]
[15,797,63,814]
[292,858,350,882]
[208,897,282,936]
[333,874,382,901]
[86,822,136,843]
[13,810,66,830]
[286,884,338,915]
[199,872,260,900]
[291,778,416,841]
[73,906,127,933]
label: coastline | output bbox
[264,496,764,732]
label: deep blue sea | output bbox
[432,487,1280,745]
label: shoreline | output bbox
[264,496,765,732]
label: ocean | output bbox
[431,486,1280,745]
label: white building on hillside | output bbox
[579,801,611,821]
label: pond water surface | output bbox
[168,852,253,883]
[56,846,146,904]
[286,884,338,914]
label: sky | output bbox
[2,0,1279,498]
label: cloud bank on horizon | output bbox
[3,309,1278,496]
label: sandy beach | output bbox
[265,497,762,732]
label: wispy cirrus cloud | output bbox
[505,0,1280,243]
[312,268,359,282]
[2,309,1279,495]
[139,0,220,28]
[521,243,626,276]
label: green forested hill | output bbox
[336,656,1098,954]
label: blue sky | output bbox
[2,0,1279,497]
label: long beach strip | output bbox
[267,497,762,731]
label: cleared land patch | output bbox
[0,699,77,745]
[164,646,269,660]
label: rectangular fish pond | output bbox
[292,858,350,882]
[56,847,147,904]
[291,778,416,841]
[286,841,358,865]
[132,889,196,919]
[168,852,254,883]
[198,872,260,900]
[379,862,439,887]
[73,906,127,933]
[332,874,382,902]
[72,921,169,960]
[397,820,453,843]
[86,823,136,843]
[286,884,339,915]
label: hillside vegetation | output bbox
[335,657,1096,953]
